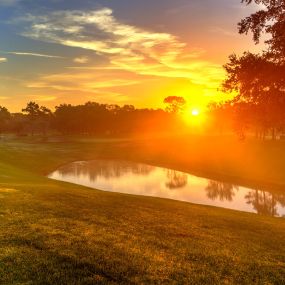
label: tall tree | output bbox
[22,102,52,135]
[22,102,41,120]
[163,96,186,114]
[222,1,285,139]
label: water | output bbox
[48,160,285,217]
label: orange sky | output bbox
[0,0,262,112]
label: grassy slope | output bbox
[1,136,285,284]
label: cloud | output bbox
[73,56,89,64]
[30,95,57,102]
[26,70,140,93]
[6,51,63,58]
[19,8,186,62]
[210,26,237,37]
[0,57,7,63]
[18,8,224,101]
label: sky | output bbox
[0,0,262,112]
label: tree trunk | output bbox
[271,128,276,140]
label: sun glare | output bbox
[191,109,200,116]
[182,107,205,127]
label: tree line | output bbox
[0,100,186,136]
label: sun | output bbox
[182,107,205,126]
[191,109,200,116]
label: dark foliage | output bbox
[218,0,285,140]
[0,101,182,136]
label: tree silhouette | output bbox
[53,102,179,135]
[221,0,285,139]
[0,101,189,136]
[22,102,52,135]
[0,106,11,134]
[163,96,186,114]
[239,0,285,61]
[22,102,41,119]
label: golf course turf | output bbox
[1,136,285,284]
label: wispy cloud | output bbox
[210,27,238,37]
[16,8,224,100]
[19,8,186,61]
[26,71,140,92]
[30,95,57,102]
[5,51,63,58]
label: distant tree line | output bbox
[0,100,185,136]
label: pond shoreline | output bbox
[48,159,285,217]
[47,156,285,195]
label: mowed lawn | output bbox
[1,136,285,284]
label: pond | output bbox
[48,160,285,217]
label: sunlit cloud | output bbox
[0,57,7,63]
[15,7,225,106]
[30,95,57,102]
[73,56,89,64]
[86,90,128,103]
[19,8,186,62]
[26,71,140,93]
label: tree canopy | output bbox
[220,0,285,140]
[163,96,186,114]
[239,0,285,60]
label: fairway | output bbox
[1,137,285,284]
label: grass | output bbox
[1,135,285,284]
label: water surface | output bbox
[48,160,285,217]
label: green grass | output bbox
[1,135,285,284]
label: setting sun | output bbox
[182,107,205,127]
[191,109,200,116]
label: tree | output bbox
[223,53,274,102]
[222,52,285,139]
[22,102,52,135]
[163,96,186,114]
[208,102,234,135]
[53,102,177,136]
[239,0,285,61]
[22,102,41,120]
[221,0,285,139]
[0,106,11,134]
[10,113,28,136]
